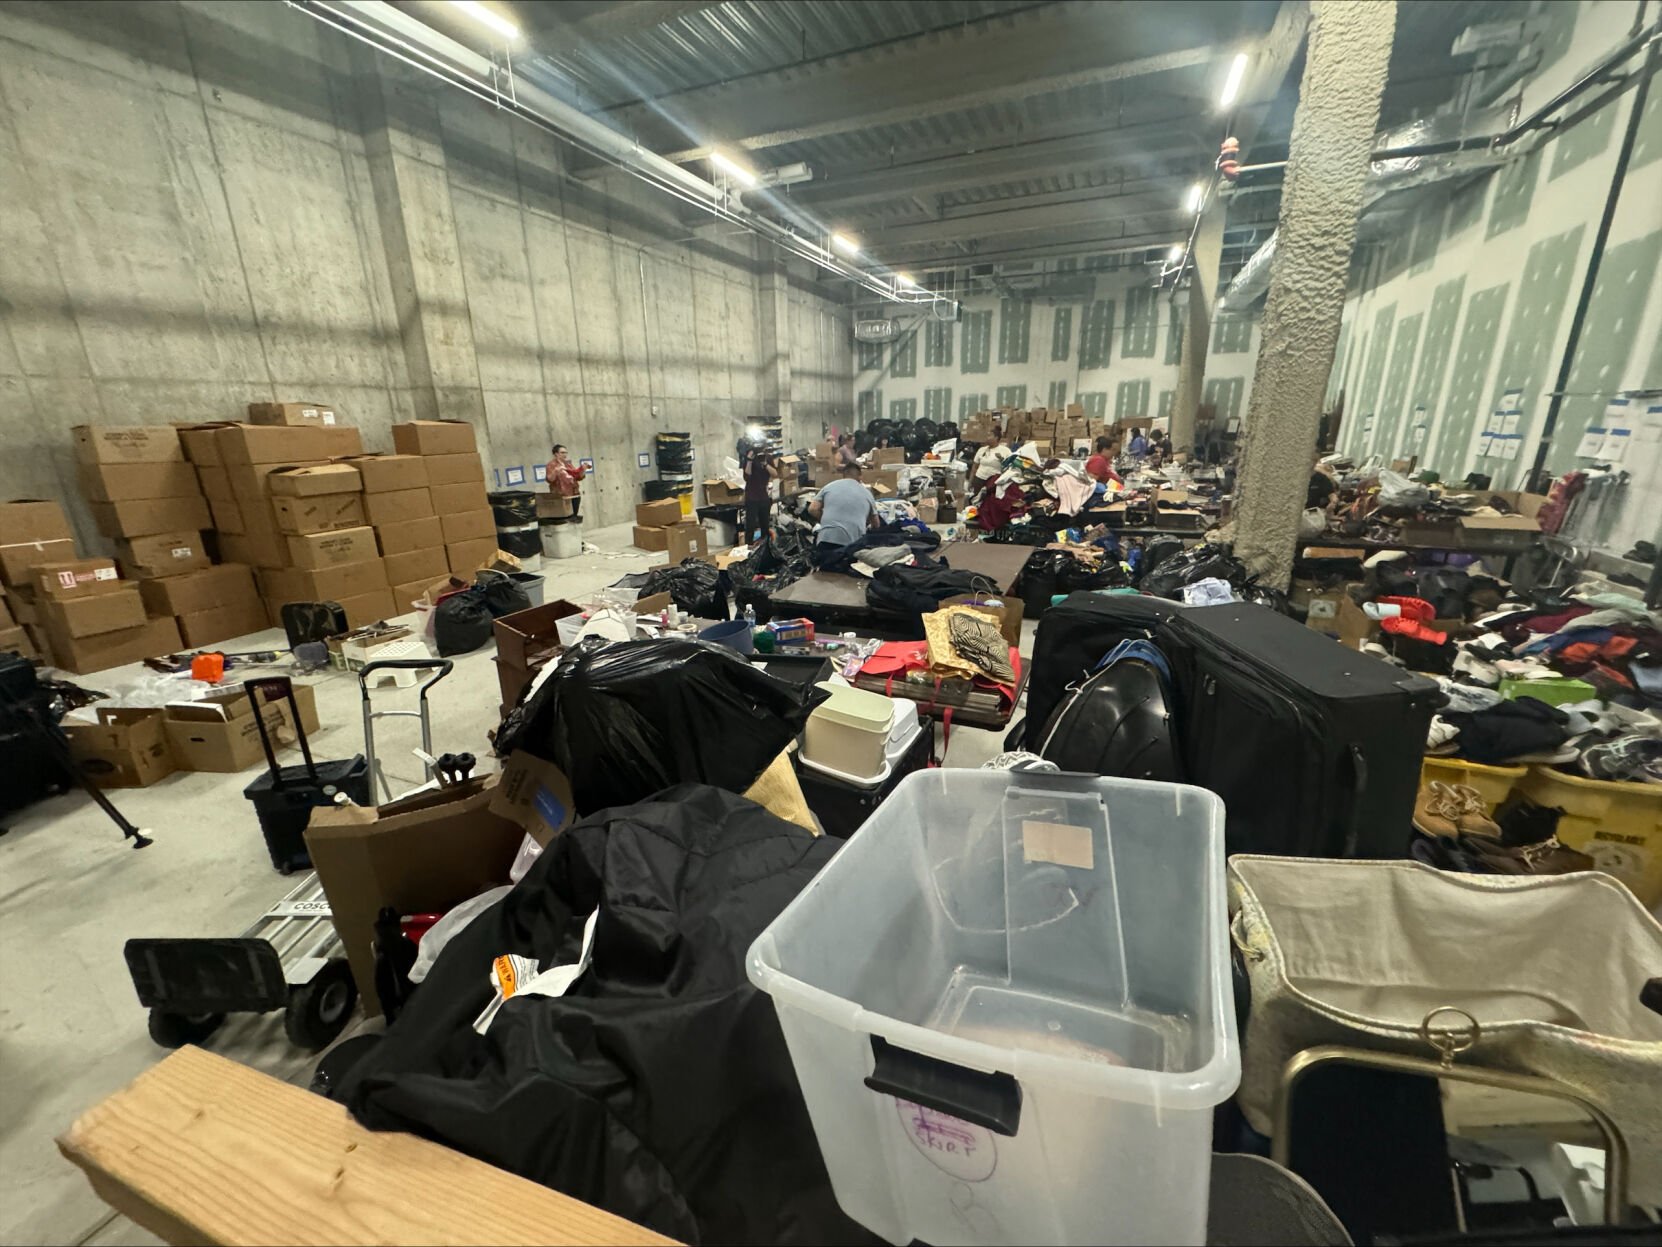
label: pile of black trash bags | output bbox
[1136,540,1292,614]
[433,571,533,656]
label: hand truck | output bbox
[360,658,453,802]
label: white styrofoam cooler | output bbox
[747,769,1238,1246]
[802,682,893,780]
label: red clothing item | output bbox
[546,459,586,497]
[1084,453,1120,484]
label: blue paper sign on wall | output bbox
[533,464,547,482]
[637,452,650,469]
[580,457,595,473]
[504,465,526,486]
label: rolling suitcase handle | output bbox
[244,676,319,791]
[358,659,453,798]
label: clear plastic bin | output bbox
[747,769,1237,1246]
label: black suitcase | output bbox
[1155,605,1438,859]
[794,717,932,838]
[242,677,371,873]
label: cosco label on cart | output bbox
[269,900,332,917]
[895,1098,996,1180]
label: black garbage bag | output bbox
[476,570,531,618]
[495,637,827,814]
[639,557,729,620]
[487,490,537,526]
[337,786,866,1245]
[1138,542,1248,598]
[866,563,980,621]
[433,588,493,655]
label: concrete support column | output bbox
[1171,205,1224,454]
[756,248,795,440]
[1233,0,1395,588]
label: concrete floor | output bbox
[0,521,1020,1246]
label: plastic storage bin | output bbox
[1420,756,1526,811]
[748,769,1237,1246]
[1516,766,1662,905]
[803,682,893,780]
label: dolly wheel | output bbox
[284,959,358,1051]
[148,1009,225,1049]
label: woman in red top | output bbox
[546,444,587,519]
[1084,436,1122,485]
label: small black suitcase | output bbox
[794,718,931,838]
[242,677,370,873]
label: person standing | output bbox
[545,444,586,519]
[742,445,778,542]
[808,462,879,565]
[972,434,1010,491]
[836,433,859,468]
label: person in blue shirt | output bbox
[1128,427,1149,458]
[807,463,879,565]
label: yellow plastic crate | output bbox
[1420,756,1527,811]
[1517,766,1662,906]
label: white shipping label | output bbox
[171,547,194,558]
[94,566,117,580]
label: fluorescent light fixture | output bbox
[449,0,519,40]
[895,272,916,288]
[1168,244,1183,262]
[831,232,861,257]
[1219,52,1249,108]
[710,151,758,188]
[1187,183,1204,212]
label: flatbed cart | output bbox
[124,657,457,1051]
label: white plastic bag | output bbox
[408,885,514,984]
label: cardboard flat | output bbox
[429,481,489,514]
[382,546,448,587]
[266,463,362,497]
[91,496,211,539]
[138,564,257,617]
[493,599,581,669]
[305,776,526,1010]
[422,452,485,486]
[374,514,444,556]
[444,537,498,576]
[215,424,361,466]
[41,588,146,639]
[48,616,181,675]
[77,461,200,502]
[246,401,336,427]
[0,500,73,545]
[176,598,270,648]
[36,558,122,600]
[342,454,428,493]
[1,538,76,586]
[391,420,476,456]
[272,493,365,535]
[439,509,495,543]
[635,499,681,528]
[63,708,176,787]
[363,488,435,527]
[72,425,183,464]
[175,422,238,465]
[115,532,210,579]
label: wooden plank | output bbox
[58,1046,677,1247]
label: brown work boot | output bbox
[1412,781,1464,836]
[1458,832,1595,876]
[1446,783,1502,838]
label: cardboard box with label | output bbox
[72,425,184,465]
[665,521,709,563]
[49,615,181,675]
[285,526,380,571]
[215,424,362,466]
[273,493,365,535]
[36,558,122,600]
[91,496,212,539]
[391,420,477,456]
[63,708,177,788]
[635,499,681,528]
[382,546,448,587]
[439,510,495,543]
[266,463,362,497]
[364,488,435,527]
[77,460,200,503]
[175,422,239,465]
[375,515,444,556]
[113,531,210,579]
[138,564,257,617]
[423,452,485,486]
[41,587,146,639]
[342,454,428,494]
[247,401,337,427]
[430,481,489,515]
[445,537,499,576]
[163,688,286,773]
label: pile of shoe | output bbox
[1411,782,1593,876]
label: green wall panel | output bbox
[1047,380,1068,410]
[1051,307,1073,362]
[1351,303,1397,452]
[1550,103,1616,181]
[924,387,952,422]
[1486,149,1541,239]
[891,330,917,378]
[1121,286,1157,358]
[857,339,882,370]
[998,298,1033,364]
[1165,303,1185,364]
[1081,391,1108,420]
[1157,389,1175,417]
[1411,277,1465,417]
[959,393,987,419]
[1632,77,1662,168]
[1079,300,1115,369]
[890,398,917,421]
[1114,379,1150,420]
[1211,313,1253,354]
[1430,283,1508,472]
[1373,312,1423,458]
[1447,178,1485,238]
[857,389,882,421]
[961,310,993,373]
[1409,205,1443,276]
[1328,320,1352,405]
[924,318,954,369]
[1546,230,1662,474]
[1203,377,1245,426]
[995,384,1028,409]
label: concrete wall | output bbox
[0,0,851,544]
[852,266,1262,439]
[1327,0,1661,554]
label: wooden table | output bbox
[766,571,919,638]
[935,539,1035,592]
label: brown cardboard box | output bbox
[391,420,476,456]
[207,495,244,534]
[1491,490,1548,521]
[375,515,444,556]
[335,587,398,629]
[175,422,238,465]
[63,708,176,788]
[41,588,146,639]
[247,401,336,427]
[48,615,181,674]
[163,687,287,773]
[777,455,801,496]
[665,521,709,563]
[493,599,582,669]
[867,467,900,495]
[77,460,200,502]
[343,454,428,493]
[196,465,232,501]
[218,527,288,570]
[113,531,210,579]
[285,527,381,571]
[389,577,439,611]
[536,493,574,519]
[35,558,121,600]
[429,480,489,515]
[632,524,670,552]
[216,424,362,465]
[423,452,485,486]
[0,595,11,628]
[444,537,499,575]
[0,499,73,546]
[266,463,362,497]
[635,499,681,528]
[0,623,39,659]
[364,488,434,527]
[382,546,448,587]
[72,425,183,464]
[440,510,495,543]
[138,564,257,617]
[177,598,270,647]
[305,774,531,1011]
[259,558,388,608]
[225,461,327,501]
[91,496,211,539]
[491,750,575,848]
[870,448,904,467]
[273,493,365,535]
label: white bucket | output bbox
[540,520,583,560]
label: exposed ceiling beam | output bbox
[786,117,1211,212]
[863,191,1189,252]
[869,223,1273,273]
[592,2,1236,160]
[856,176,1191,234]
[564,1,723,42]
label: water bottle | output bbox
[743,603,757,627]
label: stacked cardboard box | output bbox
[388,420,495,586]
[631,499,709,563]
